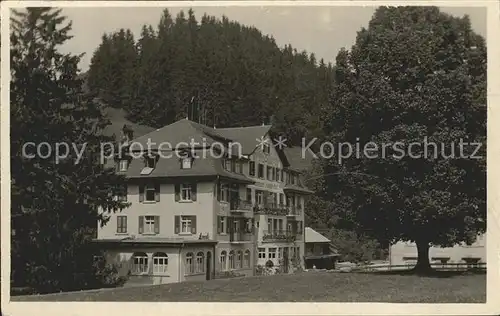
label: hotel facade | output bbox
[95,118,314,286]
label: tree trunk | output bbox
[413,240,433,274]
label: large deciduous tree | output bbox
[321,6,486,272]
[10,8,129,293]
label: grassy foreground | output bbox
[11,271,486,303]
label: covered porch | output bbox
[93,238,218,286]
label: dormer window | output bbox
[223,159,231,171]
[263,142,270,154]
[181,157,193,169]
[141,154,158,175]
[146,156,156,169]
[119,159,128,172]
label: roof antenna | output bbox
[213,105,216,129]
[188,96,195,120]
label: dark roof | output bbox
[283,146,316,172]
[102,111,311,186]
[131,119,272,156]
[124,149,253,183]
[131,119,221,150]
[216,125,272,155]
[283,184,314,194]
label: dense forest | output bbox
[86,9,333,146]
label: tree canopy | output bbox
[86,9,333,145]
[318,6,486,271]
[10,7,129,293]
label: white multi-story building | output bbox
[95,118,314,286]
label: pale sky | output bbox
[57,6,487,71]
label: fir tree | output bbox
[10,7,129,293]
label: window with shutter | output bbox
[174,184,180,202]
[180,184,192,201]
[154,184,160,202]
[246,188,252,202]
[249,161,255,176]
[174,215,180,234]
[154,216,160,234]
[217,216,221,234]
[117,216,127,233]
[191,216,197,234]
[145,185,156,202]
[143,216,156,234]
[191,183,197,201]
[138,216,144,234]
[216,182,221,201]
[139,185,145,202]
[179,216,193,234]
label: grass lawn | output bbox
[11,271,486,303]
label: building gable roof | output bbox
[283,146,316,172]
[215,125,273,155]
[103,110,312,184]
[305,227,331,243]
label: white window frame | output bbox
[144,216,155,234]
[244,250,251,268]
[180,184,192,201]
[143,215,155,234]
[153,253,168,274]
[220,216,227,234]
[196,252,205,273]
[233,220,239,233]
[236,251,242,269]
[145,185,156,202]
[132,253,149,274]
[119,159,128,171]
[256,191,264,205]
[258,248,266,259]
[269,248,277,259]
[180,216,192,233]
[220,251,227,271]
[220,184,229,203]
[228,251,235,270]
[185,252,194,275]
[181,157,192,169]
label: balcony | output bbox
[254,203,303,217]
[230,199,253,213]
[286,205,302,217]
[254,203,289,216]
[229,231,253,243]
[262,230,296,243]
